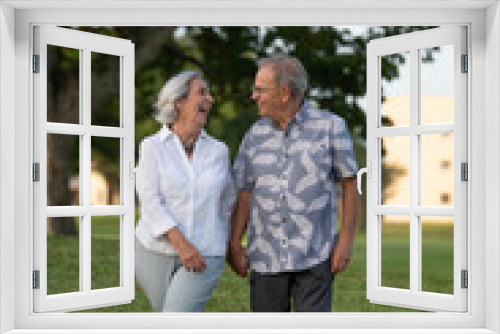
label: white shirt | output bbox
[135,126,236,256]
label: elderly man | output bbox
[229,54,359,312]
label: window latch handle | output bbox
[129,161,143,193]
[357,162,371,195]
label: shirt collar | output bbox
[263,99,311,131]
[157,125,208,142]
[286,100,311,131]
[294,100,311,124]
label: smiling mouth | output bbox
[198,106,209,114]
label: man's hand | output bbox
[229,242,249,277]
[331,233,354,273]
[166,227,207,273]
[331,177,358,274]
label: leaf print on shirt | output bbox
[269,213,282,222]
[246,147,257,159]
[291,214,313,239]
[288,141,313,154]
[256,174,280,188]
[267,224,287,241]
[251,261,268,272]
[255,195,275,212]
[335,138,352,150]
[252,207,263,236]
[304,120,330,132]
[308,194,329,212]
[300,151,317,173]
[260,138,282,150]
[288,237,309,254]
[295,172,319,194]
[252,124,273,136]
[287,192,306,211]
[251,237,279,269]
[254,153,277,165]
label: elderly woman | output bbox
[135,70,235,312]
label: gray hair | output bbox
[257,54,308,101]
[154,70,204,125]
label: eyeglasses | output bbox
[251,85,276,95]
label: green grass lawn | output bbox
[46,217,454,313]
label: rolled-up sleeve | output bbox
[137,139,178,237]
[233,133,255,192]
[332,117,358,181]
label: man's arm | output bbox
[332,177,359,273]
[228,190,252,277]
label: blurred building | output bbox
[70,160,120,206]
[381,96,454,223]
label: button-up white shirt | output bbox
[135,126,236,256]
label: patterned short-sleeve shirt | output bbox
[234,101,358,273]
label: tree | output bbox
[47,26,437,234]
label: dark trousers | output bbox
[250,258,334,312]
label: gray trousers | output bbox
[135,239,224,312]
[250,258,334,312]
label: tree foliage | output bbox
[48,25,437,234]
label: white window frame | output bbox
[0,1,499,333]
[32,25,136,313]
[366,26,468,312]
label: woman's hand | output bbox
[165,227,207,273]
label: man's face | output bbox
[251,66,283,120]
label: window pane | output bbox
[420,45,454,124]
[47,45,80,124]
[381,136,410,205]
[381,52,410,127]
[47,134,80,206]
[91,52,121,127]
[91,216,121,290]
[47,217,80,295]
[91,137,121,205]
[381,215,410,290]
[421,216,454,294]
[421,133,454,206]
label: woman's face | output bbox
[175,78,213,129]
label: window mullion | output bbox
[410,47,420,294]
[81,48,92,294]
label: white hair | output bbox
[154,70,204,125]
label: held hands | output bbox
[229,241,249,278]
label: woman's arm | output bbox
[138,139,206,272]
[165,228,206,273]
